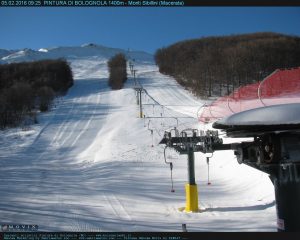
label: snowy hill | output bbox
[0,49,15,59]
[0,45,275,231]
[1,48,45,62]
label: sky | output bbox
[0,7,300,53]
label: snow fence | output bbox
[199,66,300,123]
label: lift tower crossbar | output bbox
[160,129,229,212]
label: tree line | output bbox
[0,59,73,129]
[107,53,127,90]
[155,32,300,98]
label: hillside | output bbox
[0,45,275,231]
[155,32,300,98]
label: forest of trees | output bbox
[107,53,127,90]
[0,59,73,129]
[155,32,300,98]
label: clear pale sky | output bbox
[0,7,300,53]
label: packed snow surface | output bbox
[0,46,276,231]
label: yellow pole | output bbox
[185,184,199,212]
[185,147,199,212]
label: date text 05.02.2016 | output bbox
[0,0,42,6]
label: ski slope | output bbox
[0,46,276,231]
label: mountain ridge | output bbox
[0,43,153,64]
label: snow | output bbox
[0,49,15,59]
[38,48,49,53]
[214,103,300,127]
[0,45,276,232]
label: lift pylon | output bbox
[133,87,144,118]
[160,129,226,212]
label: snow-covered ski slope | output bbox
[0,45,276,231]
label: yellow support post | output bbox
[185,184,199,212]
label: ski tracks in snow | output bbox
[70,90,102,148]
[104,194,137,231]
[105,195,132,221]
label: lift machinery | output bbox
[159,103,300,232]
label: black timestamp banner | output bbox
[0,0,299,7]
